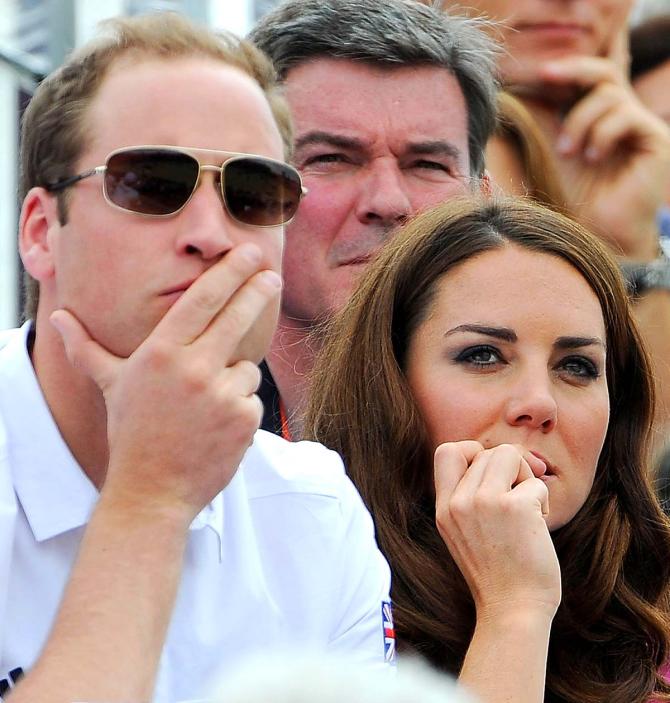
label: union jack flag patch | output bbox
[381,600,396,663]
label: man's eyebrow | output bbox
[444,324,517,342]
[406,140,462,162]
[294,131,366,152]
[293,134,463,163]
[554,336,606,351]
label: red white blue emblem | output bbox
[382,601,396,663]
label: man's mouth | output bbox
[161,279,196,296]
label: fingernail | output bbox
[239,243,262,264]
[542,62,562,76]
[585,146,600,162]
[49,312,63,335]
[260,270,282,289]
[556,134,573,154]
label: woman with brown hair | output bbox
[304,197,670,703]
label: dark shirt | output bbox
[259,360,283,436]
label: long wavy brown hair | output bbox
[304,198,670,703]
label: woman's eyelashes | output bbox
[451,344,602,381]
[453,344,504,369]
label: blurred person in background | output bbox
[306,197,670,703]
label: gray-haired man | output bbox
[250,0,498,437]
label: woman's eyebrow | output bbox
[444,327,607,352]
[444,324,517,342]
[554,336,606,351]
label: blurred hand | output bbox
[542,62,670,259]
[434,441,561,620]
[51,243,282,522]
[531,30,670,260]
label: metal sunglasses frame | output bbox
[46,144,308,227]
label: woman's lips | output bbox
[530,451,557,477]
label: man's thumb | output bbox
[50,310,119,390]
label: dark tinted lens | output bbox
[105,149,199,215]
[224,157,302,226]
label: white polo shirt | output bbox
[0,323,392,702]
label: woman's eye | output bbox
[559,356,600,380]
[454,345,503,368]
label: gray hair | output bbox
[250,0,499,178]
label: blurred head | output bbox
[449,0,634,90]
[19,14,292,360]
[251,0,499,325]
[20,12,292,326]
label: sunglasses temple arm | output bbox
[46,165,106,192]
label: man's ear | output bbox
[19,187,61,282]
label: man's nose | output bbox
[354,160,412,227]
[174,172,234,260]
[504,371,558,433]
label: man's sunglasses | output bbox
[46,145,307,227]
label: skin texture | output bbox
[280,58,472,326]
[12,56,286,703]
[406,245,609,532]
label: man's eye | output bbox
[303,153,349,166]
[454,345,503,368]
[412,160,452,172]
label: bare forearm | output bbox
[459,608,554,703]
[9,492,190,703]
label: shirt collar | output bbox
[0,321,225,550]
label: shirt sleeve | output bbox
[326,470,394,668]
